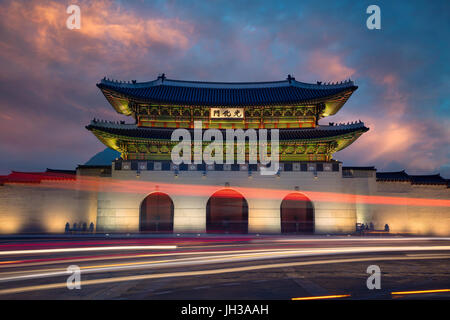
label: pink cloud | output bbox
[371,73,409,117]
[331,69,449,172]
[0,0,447,176]
[306,51,355,82]
[0,0,194,68]
[334,113,450,173]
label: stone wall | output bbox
[96,165,358,234]
[0,166,448,235]
[0,180,97,234]
[343,171,450,236]
[364,182,449,236]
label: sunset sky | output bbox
[0,0,449,176]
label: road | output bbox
[0,235,449,300]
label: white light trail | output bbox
[0,254,449,296]
[0,245,177,255]
[1,245,450,282]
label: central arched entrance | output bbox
[140,192,174,232]
[280,193,314,233]
[206,189,248,234]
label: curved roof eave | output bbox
[86,122,369,142]
[97,76,357,114]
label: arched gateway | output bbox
[206,189,248,234]
[140,192,174,232]
[88,75,368,235]
[280,193,314,233]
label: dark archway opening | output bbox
[140,192,174,232]
[206,189,248,234]
[280,193,314,233]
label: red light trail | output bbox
[9,176,449,208]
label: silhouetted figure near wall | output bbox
[384,224,390,232]
[89,222,94,233]
[356,223,364,233]
[65,222,70,233]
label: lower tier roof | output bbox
[86,121,368,141]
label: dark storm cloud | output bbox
[0,0,448,176]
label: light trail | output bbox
[6,237,444,269]
[0,260,24,265]
[0,247,301,269]
[24,175,450,207]
[1,246,450,282]
[292,294,351,300]
[391,289,450,295]
[0,254,448,296]
[271,237,450,242]
[0,245,177,255]
[0,237,252,249]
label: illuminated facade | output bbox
[0,75,449,235]
[88,74,368,162]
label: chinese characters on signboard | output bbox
[210,108,244,119]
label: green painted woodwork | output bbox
[89,128,366,162]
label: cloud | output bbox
[0,0,196,173]
[306,51,355,82]
[0,0,448,177]
[335,115,450,172]
[0,0,194,71]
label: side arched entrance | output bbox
[280,193,314,233]
[140,192,174,232]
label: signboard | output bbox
[210,108,244,119]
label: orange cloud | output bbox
[332,63,449,173]
[0,0,194,65]
[335,113,450,172]
[306,51,355,81]
[355,118,417,162]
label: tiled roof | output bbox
[376,170,448,185]
[46,168,76,175]
[342,166,376,171]
[0,169,76,184]
[376,170,411,181]
[77,165,112,169]
[86,121,368,141]
[97,75,357,107]
[409,174,448,185]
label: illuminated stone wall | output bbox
[95,166,449,235]
[95,163,358,234]
[343,170,450,236]
[0,180,97,234]
[358,181,449,236]
[0,166,448,235]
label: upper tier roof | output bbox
[97,74,357,114]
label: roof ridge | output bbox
[166,78,289,85]
[377,170,407,174]
[99,75,355,90]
